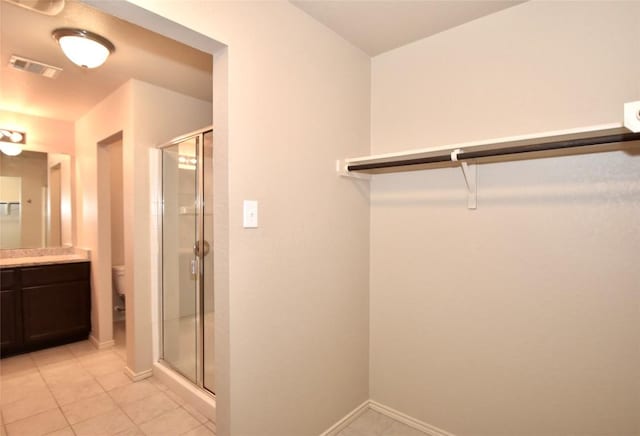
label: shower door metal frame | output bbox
[157,126,213,395]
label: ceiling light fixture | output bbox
[0,129,26,156]
[52,28,115,69]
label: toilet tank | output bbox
[112,265,125,296]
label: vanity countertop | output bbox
[0,254,90,268]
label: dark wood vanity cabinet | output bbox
[0,261,91,357]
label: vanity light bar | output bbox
[0,129,26,144]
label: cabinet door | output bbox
[22,281,90,346]
[1,289,22,354]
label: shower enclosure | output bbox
[160,128,214,394]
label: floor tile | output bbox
[1,339,217,436]
[0,354,37,378]
[67,340,99,358]
[114,428,145,436]
[348,409,396,436]
[113,322,126,344]
[61,392,118,425]
[30,346,76,369]
[383,421,428,436]
[5,408,68,436]
[182,403,209,424]
[203,421,216,433]
[182,424,215,436]
[114,347,127,361]
[163,389,186,406]
[49,376,105,406]
[96,370,134,391]
[138,407,200,436]
[72,408,136,436]
[146,377,169,392]
[120,391,179,425]
[109,380,160,405]
[40,361,92,386]
[46,427,76,436]
[79,352,125,377]
[337,427,365,436]
[0,373,48,405]
[1,389,58,423]
[77,350,120,365]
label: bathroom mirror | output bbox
[0,150,72,249]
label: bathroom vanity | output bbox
[0,258,91,357]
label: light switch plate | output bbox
[243,200,258,228]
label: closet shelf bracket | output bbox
[336,159,371,180]
[451,149,477,210]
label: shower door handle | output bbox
[190,258,198,276]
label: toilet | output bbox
[112,265,126,299]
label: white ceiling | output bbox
[0,0,212,122]
[1,0,524,123]
[291,0,525,56]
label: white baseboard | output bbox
[319,400,369,436]
[320,400,455,436]
[369,401,455,436]
[124,366,153,381]
[89,334,115,350]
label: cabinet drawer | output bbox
[1,269,16,290]
[21,262,90,287]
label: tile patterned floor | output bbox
[337,409,427,436]
[0,340,216,436]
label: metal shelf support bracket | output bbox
[451,149,477,209]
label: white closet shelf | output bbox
[338,101,640,176]
[337,101,640,210]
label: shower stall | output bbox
[158,127,214,396]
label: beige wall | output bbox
[92,1,371,435]
[75,79,211,376]
[0,110,75,155]
[76,81,131,348]
[370,2,640,435]
[108,139,124,266]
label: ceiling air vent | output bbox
[9,55,62,79]
[3,0,65,16]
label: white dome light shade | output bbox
[0,143,23,156]
[52,28,115,69]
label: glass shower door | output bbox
[202,130,214,393]
[161,136,199,383]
